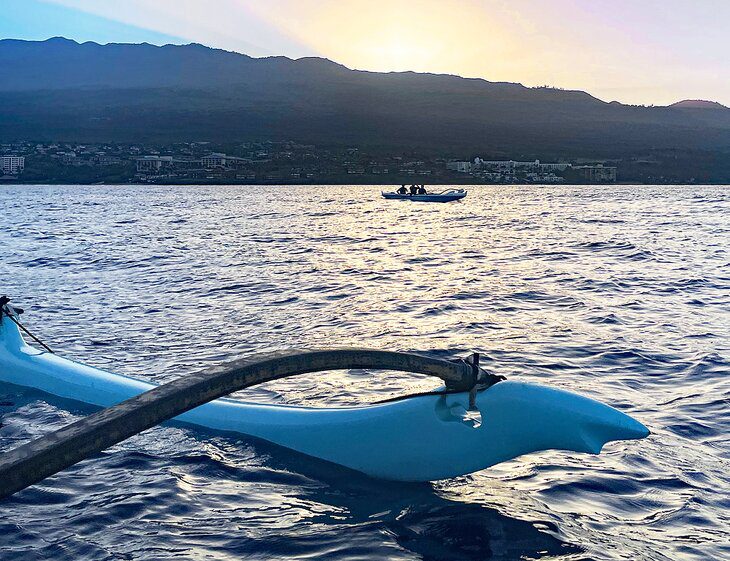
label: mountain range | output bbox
[1,37,729,158]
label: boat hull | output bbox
[382,190,467,202]
[0,316,648,481]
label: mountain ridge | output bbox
[0,37,728,157]
[6,37,726,110]
[670,99,728,110]
[0,37,607,103]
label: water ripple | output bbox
[0,184,728,561]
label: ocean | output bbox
[0,184,728,560]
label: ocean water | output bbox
[0,184,728,561]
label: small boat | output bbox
[382,188,467,202]
[0,309,648,482]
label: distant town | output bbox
[0,140,716,185]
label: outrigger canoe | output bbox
[0,310,648,482]
[382,188,467,202]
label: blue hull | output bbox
[0,315,648,481]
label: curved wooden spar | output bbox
[0,312,477,498]
[0,311,649,498]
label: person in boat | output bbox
[417,185,428,194]
[397,184,408,194]
[409,184,418,195]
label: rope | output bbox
[0,296,54,354]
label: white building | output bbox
[538,162,571,172]
[477,160,517,172]
[201,153,250,169]
[136,155,173,173]
[446,161,472,173]
[574,164,617,182]
[1,156,25,175]
[475,159,571,173]
[201,153,227,168]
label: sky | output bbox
[2,0,728,106]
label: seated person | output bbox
[417,185,427,194]
[409,184,418,195]
[397,185,408,194]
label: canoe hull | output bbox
[0,316,648,481]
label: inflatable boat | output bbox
[382,188,467,202]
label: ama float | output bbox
[0,299,649,496]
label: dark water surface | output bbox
[0,184,728,560]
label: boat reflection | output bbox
[250,436,583,560]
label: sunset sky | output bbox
[2,0,728,106]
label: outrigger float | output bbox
[0,298,648,497]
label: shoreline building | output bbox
[446,161,473,173]
[136,155,174,173]
[200,153,228,168]
[1,155,25,175]
[200,153,248,169]
[474,158,571,173]
[448,157,571,183]
[574,164,617,183]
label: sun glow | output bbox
[247,0,517,76]
[46,0,730,105]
